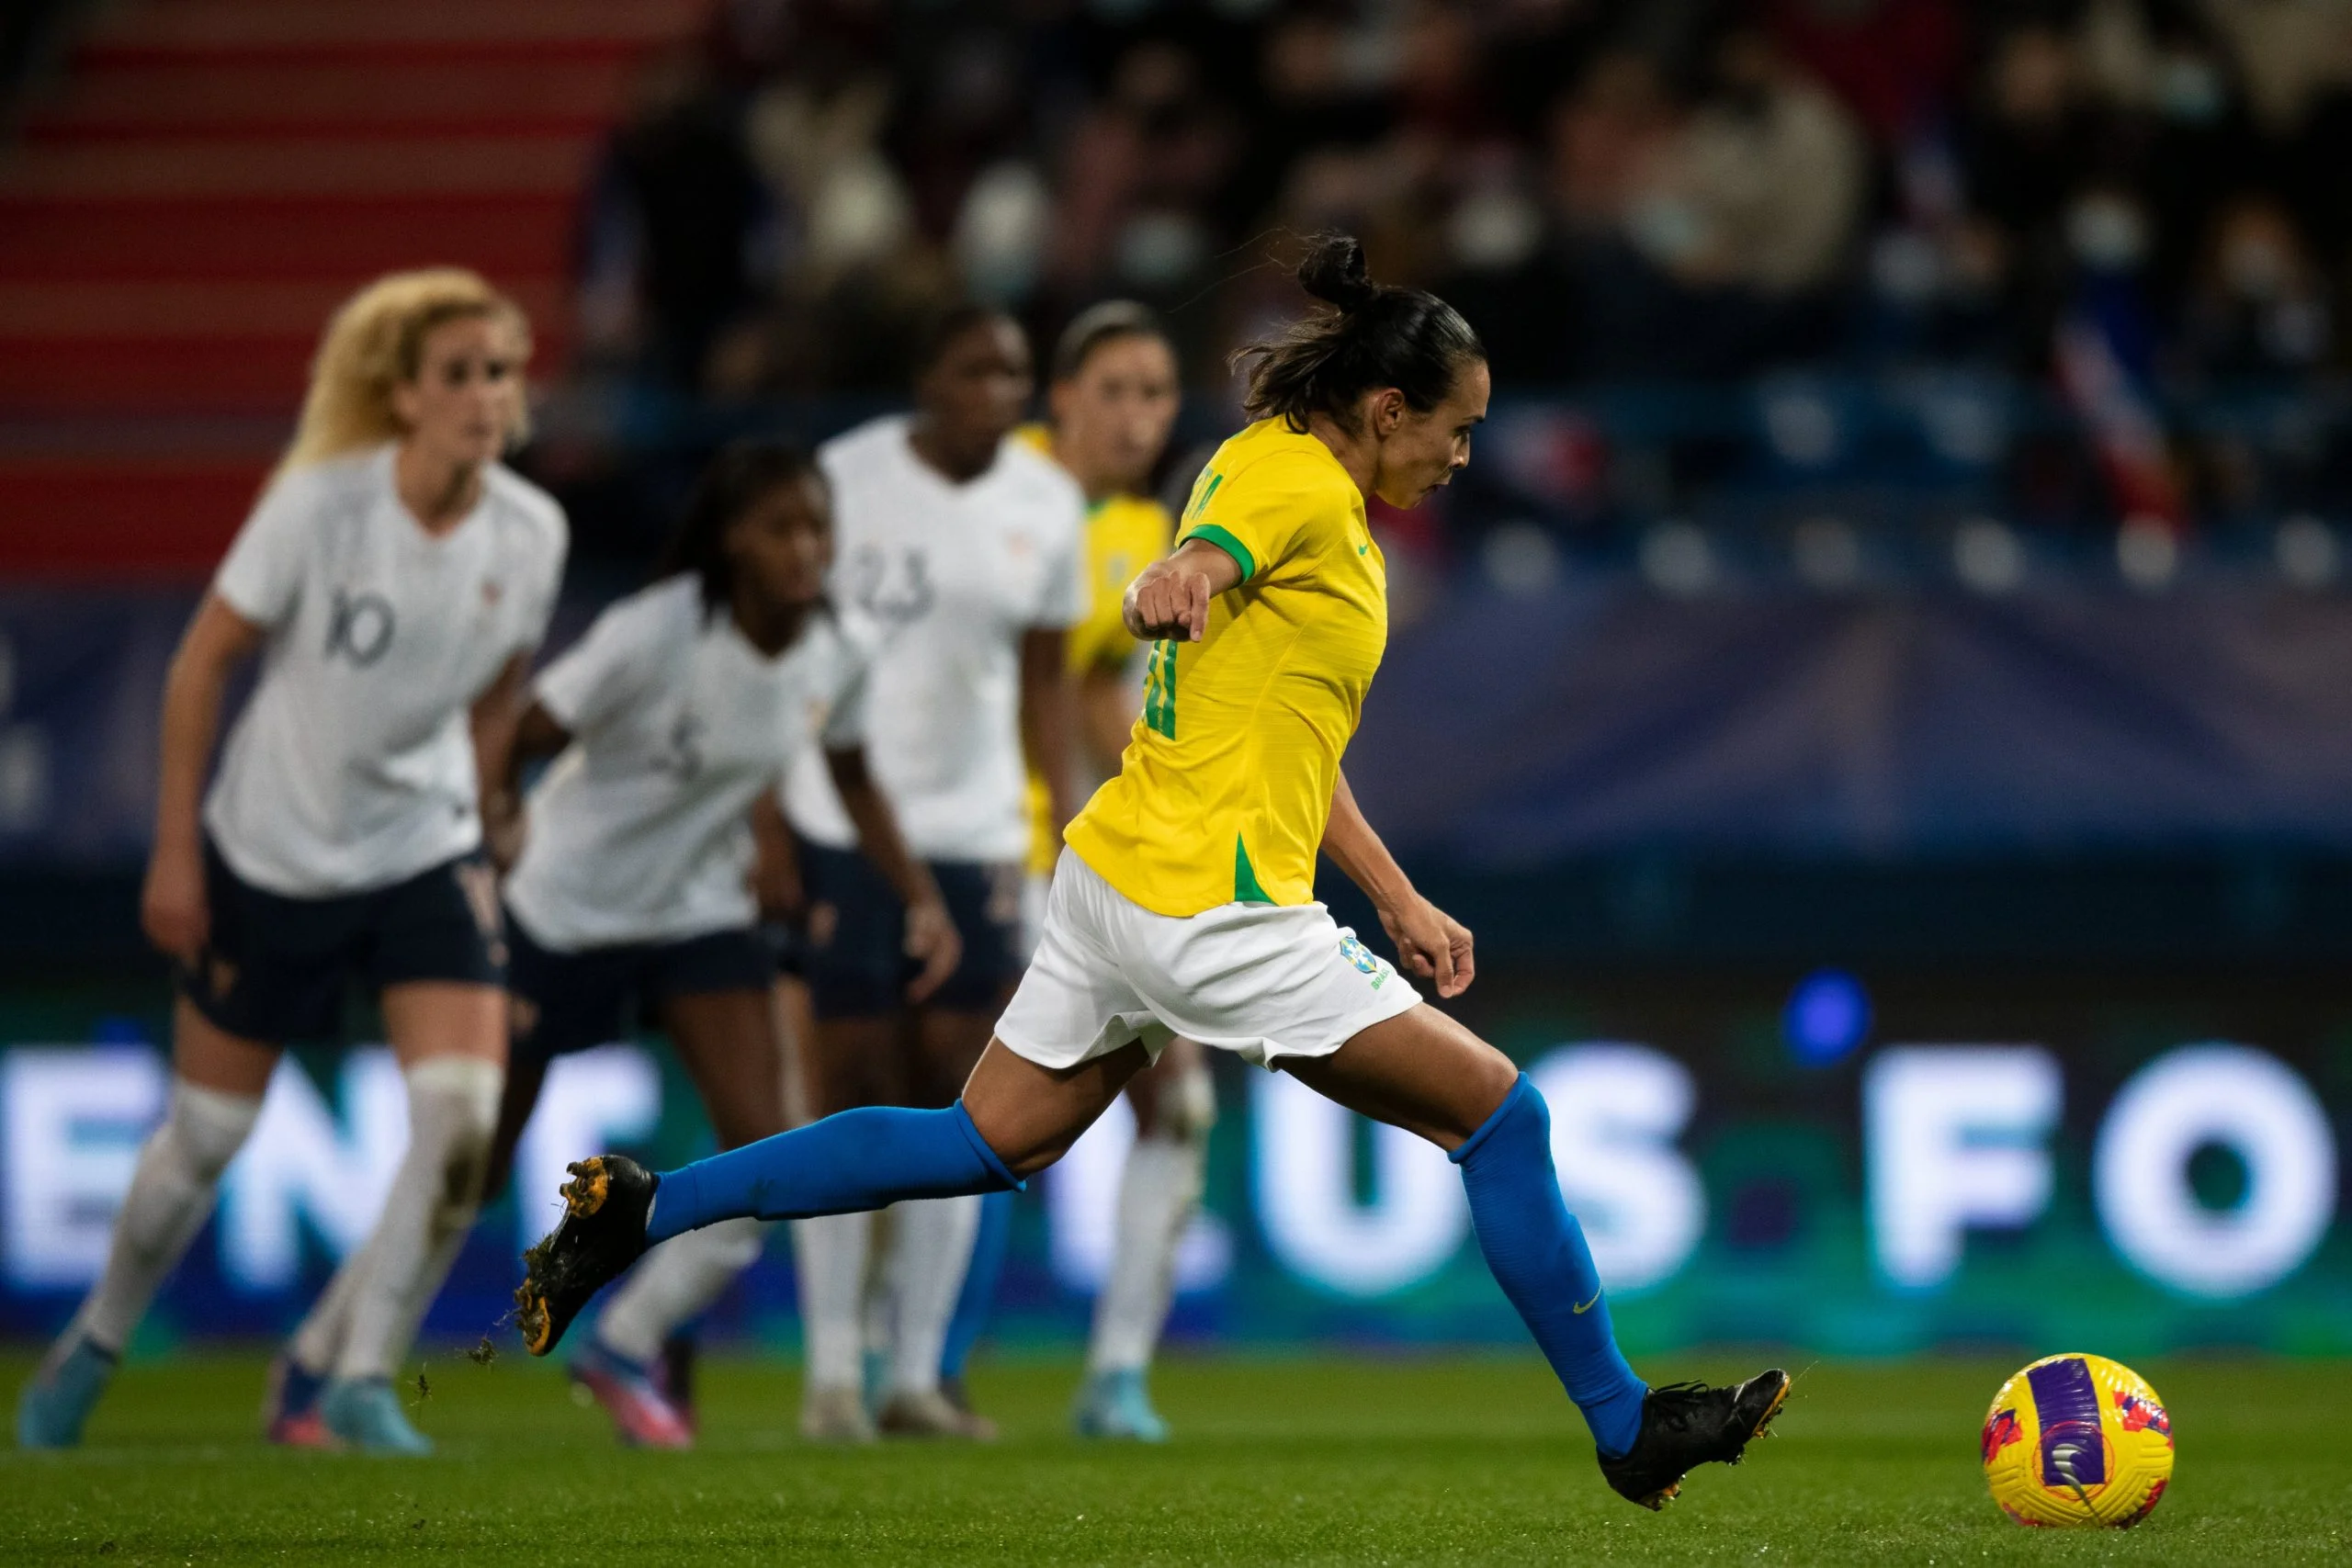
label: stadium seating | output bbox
[0,0,707,572]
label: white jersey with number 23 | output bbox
[783,414,1085,864]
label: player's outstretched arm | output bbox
[1124,536,1242,643]
[824,745,961,1001]
[1321,769,1475,998]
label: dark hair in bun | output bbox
[1296,234,1381,310]
[1233,232,1484,434]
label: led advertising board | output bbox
[1,961,2342,1357]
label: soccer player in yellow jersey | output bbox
[1013,309,1179,789]
[522,236,1789,1512]
[976,303,1213,1442]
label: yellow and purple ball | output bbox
[1982,1353,2175,1528]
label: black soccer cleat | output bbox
[1599,1368,1790,1510]
[514,1156,656,1357]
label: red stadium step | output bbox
[83,0,707,58]
[0,456,266,574]
[0,342,320,414]
[0,0,708,562]
[0,276,571,340]
[20,58,638,140]
[0,276,573,416]
[0,338,573,418]
[0,134,600,199]
[0,197,577,283]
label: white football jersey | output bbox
[203,445,567,897]
[505,575,870,951]
[783,414,1085,863]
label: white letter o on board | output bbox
[2093,1043,2336,1300]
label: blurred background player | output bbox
[942,301,1206,1440]
[16,271,566,1454]
[480,440,957,1449]
[779,306,1084,1441]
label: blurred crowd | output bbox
[571,0,2352,403]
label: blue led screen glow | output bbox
[1784,968,1871,1066]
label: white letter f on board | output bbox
[1865,1045,2061,1290]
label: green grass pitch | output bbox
[2,1350,2346,1565]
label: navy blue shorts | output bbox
[505,913,775,1065]
[763,919,806,979]
[797,842,1025,1019]
[179,840,503,1044]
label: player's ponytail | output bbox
[276,268,532,479]
[1294,233,1379,312]
[1234,232,1484,434]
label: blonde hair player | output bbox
[515,236,1788,1511]
[957,302,1204,1440]
[16,270,568,1455]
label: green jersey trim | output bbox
[1181,523,1256,583]
[1234,835,1273,905]
[1143,637,1178,739]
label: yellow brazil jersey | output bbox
[1064,416,1385,917]
[1017,424,1177,874]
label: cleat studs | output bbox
[513,1285,550,1356]
[560,1158,612,1217]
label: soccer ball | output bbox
[1981,1353,2174,1528]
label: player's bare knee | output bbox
[969,1106,1072,1181]
[1456,1037,1520,1130]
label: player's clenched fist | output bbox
[1124,537,1243,642]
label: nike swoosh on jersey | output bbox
[1572,1292,1600,1314]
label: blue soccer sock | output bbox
[645,1103,1023,1245]
[939,1187,1015,1383]
[1453,1075,1647,1458]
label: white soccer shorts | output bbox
[995,848,1421,1071]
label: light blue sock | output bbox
[646,1102,1022,1245]
[941,1188,1014,1382]
[1453,1075,1647,1458]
